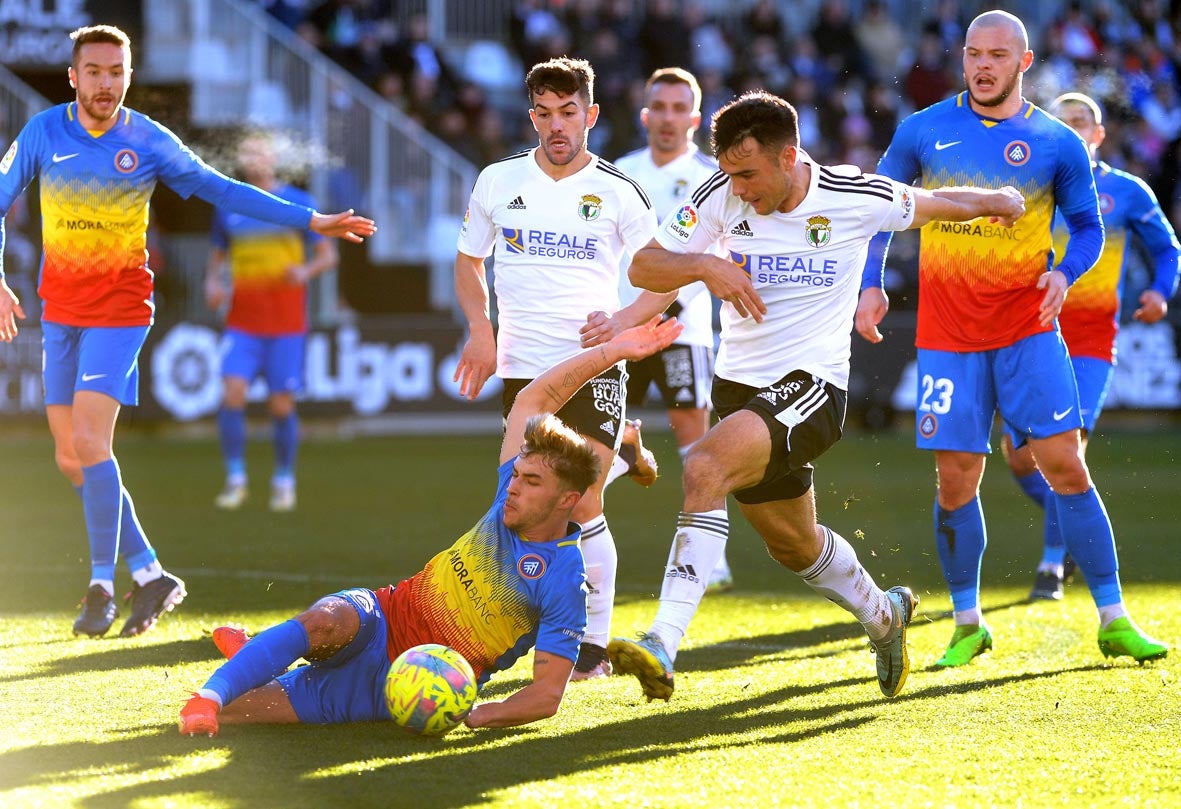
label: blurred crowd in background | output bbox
[260,0,1181,224]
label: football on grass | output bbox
[385,643,477,736]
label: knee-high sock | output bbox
[798,526,893,641]
[218,407,247,482]
[1014,470,1065,567]
[1055,488,1122,608]
[651,510,728,660]
[272,413,298,482]
[82,459,123,585]
[74,483,160,581]
[579,515,617,648]
[935,496,987,617]
[202,619,310,708]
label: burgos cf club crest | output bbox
[805,215,832,247]
[578,193,602,221]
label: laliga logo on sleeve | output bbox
[666,203,698,243]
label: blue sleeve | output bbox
[191,173,313,230]
[1058,207,1104,285]
[0,116,47,280]
[146,118,313,229]
[861,231,894,290]
[859,116,920,289]
[534,554,587,664]
[1124,183,1181,300]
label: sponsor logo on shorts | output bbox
[918,412,938,438]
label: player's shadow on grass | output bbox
[0,664,1110,809]
[0,636,221,684]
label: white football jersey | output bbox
[614,144,718,348]
[458,149,657,378]
[654,156,916,388]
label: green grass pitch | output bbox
[1,424,1178,808]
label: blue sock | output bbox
[203,619,310,707]
[272,413,298,481]
[81,459,123,582]
[934,496,987,613]
[119,488,158,572]
[1014,471,1065,566]
[74,484,156,571]
[1055,488,1122,607]
[218,407,247,480]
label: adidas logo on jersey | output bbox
[507,195,527,209]
[730,219,754,236]
[600,420,616,437]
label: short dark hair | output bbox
[525,57,595,106]
[646,67,702,111]
[69,25,132,66]
[520,413,601,495]
[711,91,800,158]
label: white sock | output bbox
[604,455,630,487]
[798,526,892,642]
[651,510,728,661]
[954,608,984,626]
[1037,561,1065,577]
[579,514,617,648]
[1098,602,1128,628]
[196,688,224,709]
[131,560,164,587]
[89,578,114,597]
[227,472,247,488]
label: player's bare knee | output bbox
[296,597,359,658]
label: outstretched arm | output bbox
[309,210,377,243]
[912,185,1026,229]
[501,316,682,465]
[464,651,573,728]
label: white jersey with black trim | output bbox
[654,156,916,388]
[614,144,718,348]
[458,149,657,378]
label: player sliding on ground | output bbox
[179,317,682,736]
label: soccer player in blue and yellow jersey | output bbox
[1002,93,1181,601]
[0,25,375,639]
[178,316,683,737]
[856,11,1168,666]
[205,132,339,513]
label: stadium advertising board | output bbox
[0,0,142,70]
[2,317,1178,423]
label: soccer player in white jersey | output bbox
[611,68,734,592]
[605,91,1024,701]
[453,57,675,680]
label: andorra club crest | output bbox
[805,215,832,247]
[578,193,602,221]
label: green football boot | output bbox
[934,623,993,668]
[1097,617,1168,663]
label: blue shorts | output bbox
[916,330,1083,453]
[1003,354,1112,446]
[219,329,306,394]
[277,588,394,724]
[41,322,150,406]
